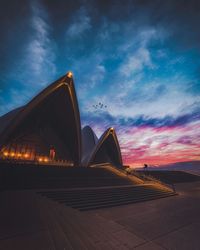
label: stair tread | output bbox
[71,193,175,209]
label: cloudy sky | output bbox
[1,0,200,166]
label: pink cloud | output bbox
[117,120,200,167]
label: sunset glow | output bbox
[1,1,200,168]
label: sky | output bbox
[1,0,200,167]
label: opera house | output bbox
[0,72,123,169]
[1,72,200,250]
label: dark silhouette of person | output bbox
[144,164,148,170]
[126,167,130,176]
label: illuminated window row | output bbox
[1,151,50,162]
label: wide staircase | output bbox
[38,184,175,211]
[0,163,176,210]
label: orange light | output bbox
[24,153,29,158]
[67,71,73,78]
[17,153,22,157]
[44,158,49,162]
[110,127,114,133]
[38,157,43,162]
[10,152,15,157]
[3,151,8,156]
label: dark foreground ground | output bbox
[0,166,199,249]
[90,181,200,249]
[0,180,200,249]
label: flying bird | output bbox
[92,102,108,110]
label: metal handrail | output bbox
[132,170,176,192]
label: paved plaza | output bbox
[0,180,200,249]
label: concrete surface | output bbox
[0,181,200,249]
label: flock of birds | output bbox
[92,102,107,110]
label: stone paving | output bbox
[90,181,200,249]
[0,181,200,249]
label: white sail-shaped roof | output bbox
[84,127,123,168]
[0,72,82,165]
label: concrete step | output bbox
[71,191,174,207]
[39,184,175,211]
[78,193,176,211]
[52,190,172,205]
[45,188,172,201]
[38,184,167,196]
